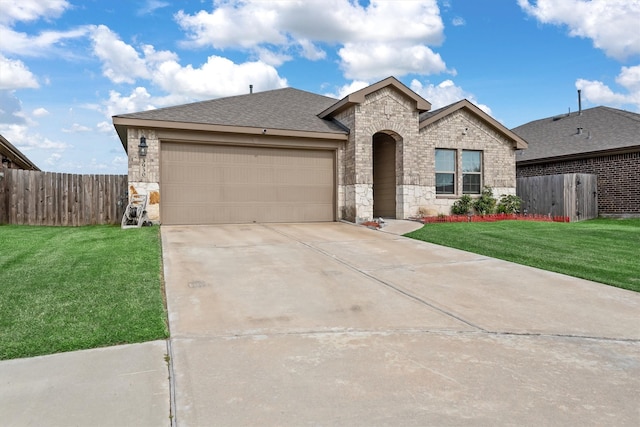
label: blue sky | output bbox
[1,0,638,174]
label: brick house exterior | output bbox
[514,106,640,217]
[113,77,526,225]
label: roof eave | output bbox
[517,145,640,165]
[420,100,528,150]
[0,134,40,171]
[112,116,348,148]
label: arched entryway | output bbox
[373,132,397,218]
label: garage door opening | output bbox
[161,143,335,225]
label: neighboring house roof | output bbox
[113,88,348,149]
[319,76,431,118]
[513,106,640,164]
[0,134,40,171]
[419,99,528,150]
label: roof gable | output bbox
[513,106,640,162]
[319,76,431,118]
[419,99,528,150]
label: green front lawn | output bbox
[0,225,168,360]
[405,218,640,292]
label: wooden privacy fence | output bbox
[517,173,598,222]
[0,169,128,226]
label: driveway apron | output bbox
[161,222,640,426]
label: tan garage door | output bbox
[161,142,335,225]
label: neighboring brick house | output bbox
[514,106,640,217]
[112,77,526,225]
[0,134,40,171]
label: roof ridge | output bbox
[113,87,338,118]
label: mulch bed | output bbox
[420,213,570,223]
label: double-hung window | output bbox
[435,149,456,194]
[462,150,482,194]
[435,149,483,195]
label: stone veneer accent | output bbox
[127,128,160,222]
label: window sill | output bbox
[436,194,480,199]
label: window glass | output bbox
[436,173,455,194]
[435,149,455,172]
[435,149,456,194]
[463,174,481,194]
[462,151,482,194]
[462,151,481,173]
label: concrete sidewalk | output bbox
[0,341,170,427]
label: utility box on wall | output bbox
[517,173,597,222]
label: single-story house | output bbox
[514,106,640,217]
[0,134,40,171]
[112,77,527,225]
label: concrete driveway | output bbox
[162,222,640,426]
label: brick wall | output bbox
[516,150,640,215]
[420,109,518,214]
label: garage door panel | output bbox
[161,143,335,225]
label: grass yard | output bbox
[0,225,168,360]
[405,218,640,292]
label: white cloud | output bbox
[452,17,466,26]
[112,155,128,166]
[410,79,492,115]
[518,0,640,60]
[137,0,169,16]
[255,47,292,67]
[298,39,326,61]
[150,55,287,100]
[175,0,448,80]
[104,87,156,118]
[324,80,370,99]
[62,123,92,133]
[0,0,70,24]
[97,121,114,133]
[45,153,62,166]
[340,43,447,80]
[0,54,38,90]
[32,107,49,117]
[175,6,286,49]
[91,25,150,84]
[616,65,640,91]
[0,123,70,151]
[576,64,640,111]
[0,25,91,57]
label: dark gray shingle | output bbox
[513,106,640,162]
[114,87,347,134]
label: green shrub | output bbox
[451,194,473,215]
[496,194,522,214]
[473,186,496,215]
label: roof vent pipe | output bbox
[249,84,253,94]
[578,89,582,115]
[577,127,583,135]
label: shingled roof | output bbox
[0,134,40,171]
[513,106,640,163]
[113,87,347,135]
